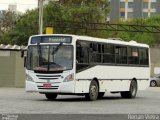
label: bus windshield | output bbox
[27,45,73,72]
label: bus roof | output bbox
[30,34,149,48]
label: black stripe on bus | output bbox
[76,63,149,73]
[77,79,149,81]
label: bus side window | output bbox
[76,47,80,62]
[115,46,127,64]
[139,48,148,65]
[90,43,93,49]
[103,44,115,63]
[93,43,97,51]
[98,44,101,53]
[76,42,89,63]
[115,46,121,64]
[76,42,82,63]
[90,43,101,63]
[128,47,139,64]
[115,46,120,54]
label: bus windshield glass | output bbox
[27,45,73,72]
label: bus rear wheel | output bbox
[121,80,137,98]
[150,80,157,87]
[45,93,58,100]
[85,80,99,101]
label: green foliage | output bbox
[0,10,20,43]
[114,16,160,45]
[0,9,39,45]
[1,0,160,46]
[43,0,110,35]
[0,0,110,45]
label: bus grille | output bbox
[36,74,61,80]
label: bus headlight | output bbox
[63,74,74,82]
[26,74,34,82]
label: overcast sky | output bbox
[0,0,38,13]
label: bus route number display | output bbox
[31,36,72,44]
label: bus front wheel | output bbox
[45,93,58,100]
[121,80,137,99]
[85,80,99,101]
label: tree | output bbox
[44,0,110,35]
[0,9,39,45]
[113,16,160,45]
[0,10,20,35]
[0,10,21,44]
[0,0,110,45]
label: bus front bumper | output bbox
[25,81,75,93]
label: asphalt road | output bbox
[0,87,160,115]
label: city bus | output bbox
[25,34,150,101]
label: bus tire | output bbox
[45,93,58,100]
[121,80,137,99]
[98,92,105,99]
[85,80,99,101]
[150,80,157,87]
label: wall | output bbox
[0,50,25,87]
[14,51,25,87]
[150,47,160,76]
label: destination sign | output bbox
[31,36,72,44]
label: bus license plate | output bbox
[43,83,52,88]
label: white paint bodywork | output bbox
[26,70,76,93]
[26,34,150,94]
[75,66,150,93]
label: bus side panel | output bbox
[99,80,130,92]
[74,80,91,93]
[75,65,150,93]
[74,79,130,93]
[137,80,150,90]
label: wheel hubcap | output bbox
[151,81,156,86]
[90,85,97,97]
[131,82,137,96]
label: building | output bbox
[8,4,17,12]
[109,0,160,22]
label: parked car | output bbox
[150,74,160,87]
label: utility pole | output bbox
[38,0,44,34]
[38,0,59,34]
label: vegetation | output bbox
[111,17,160,45]
[0,0,109,45]
[0,10,20,44]
[0,0,160,46]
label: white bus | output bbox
[25,34,150,101]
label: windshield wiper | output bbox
[37,42,43,66]
[52,42,63,55]
[37,42,40,55]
